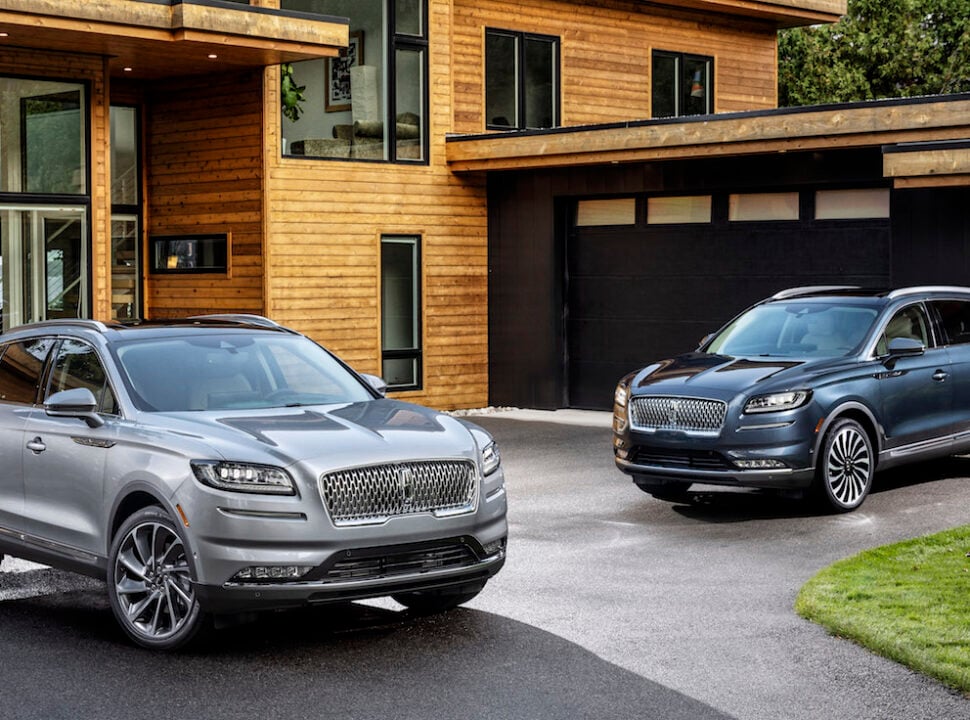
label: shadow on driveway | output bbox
[0,583,734,720]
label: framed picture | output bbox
[326,30,363,113]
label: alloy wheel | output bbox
[822,420,873,510]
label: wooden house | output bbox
[4,1,969,410]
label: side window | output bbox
[931,300,970,346]
[0,338,55,405]
[652,50,713,118]
[48,339,118,415]
[877,305,931,355]
[486,29,560,130]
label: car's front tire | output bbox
[107,506,207,650]
[815,418,874,512]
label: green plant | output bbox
[280,63,306,122]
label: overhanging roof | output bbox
[643,0,845,29]
[445,94,970,183]
[0,0,348,80]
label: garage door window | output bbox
[647,195,711,224]
[815,189,890,220]
[576,198,636,227]
[729,193,800,222]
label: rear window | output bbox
[0,338,54,405]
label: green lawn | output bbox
[795,524,970,693]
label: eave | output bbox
[445,94,970,181]
[0,0,348,80]
[883,140,970,189]
[643,0,845,29]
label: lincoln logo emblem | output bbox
[399,467,415,506]
[667,400,681,426]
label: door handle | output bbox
[932,370,948,382]
[26,437,46,453]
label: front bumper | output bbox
[615,455,815,489]
[194,536,506,614]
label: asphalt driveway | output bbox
[465,410,970,719]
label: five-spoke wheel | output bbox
[816,418,874,512]
[107,507,206,650]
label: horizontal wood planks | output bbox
[146,70,266,319]
[452,0,779,133]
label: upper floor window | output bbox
[281,0,427,163]
[486,29,559,130]
[652,50,713,119]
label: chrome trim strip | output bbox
[0,524,98,564]
[737,421,795,431]
[616,457,799,478]
[217,508,307,520]
[884,434,956,459]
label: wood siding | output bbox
[262,0,489,411]
[146,70,266,318]
[452,0,779,133]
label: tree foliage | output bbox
[778,0,970,106]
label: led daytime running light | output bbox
[192,461,295,495]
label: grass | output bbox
[795,525,970,693]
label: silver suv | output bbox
[0,316,507,648]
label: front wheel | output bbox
[107,506,207,650]
[815,418,874,512]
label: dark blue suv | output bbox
[613,286,970,511]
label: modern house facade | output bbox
[3,0,969,411]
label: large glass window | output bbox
[652,51,713,118]
[381,235,421,390]
[486,29,559,130]
[110,105,140,320]
[0,77,89,332]
[282,0,428,163]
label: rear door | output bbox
[927,298,970,444]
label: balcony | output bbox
[0,0,348,79]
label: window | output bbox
[576,198,636,227]
[647,195,712,224]
[48,339,118,415]
[282,0,428,163]
[149,234,228,274]
[111,106,141,320]
[877,305,930,355]
[931,301,970,346]
[729,193,800,222]
[0,77,89,331]
[815,189,890,220]
[486,29,559,130]
[652,51,713,118]
[381,236,421,390]
[0,338,54,405]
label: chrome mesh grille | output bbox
[629,396,726,433]
[319,460,477,526]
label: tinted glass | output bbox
[683,56,711,115]
[932,300,970,345]
[48,339,118,414]
[114,333,372,412]
[0,338,54,404]
[707,303,879,358]
[485,32,517,128]
[524,36,555,128]
[652,53,677,118]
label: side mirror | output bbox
[883,337,924,368]
[360,373,388,397]
[45,387,105,428]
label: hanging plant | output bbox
[280,63,306,122]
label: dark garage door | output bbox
[566,219,892,409]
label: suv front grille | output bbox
[629,396,726,433]
[319,460,477,526]
[323,542,479,582]
[629,446,732,470]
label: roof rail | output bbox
[886,286,970,299]
[8,318,116,333]
[187,314,294,332]
[770,286,861,300]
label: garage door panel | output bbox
[566,225,892,409]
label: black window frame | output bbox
[380,235,422,391]
[651,50,714,119]
[485,28,561,131]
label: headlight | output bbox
[614,383,628,409]
[481,441,501,476]
[744,390,812,414]
[191,461,296,495]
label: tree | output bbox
[778,0,970,106]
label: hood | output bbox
[630,352,809,394]
[139,399,480,469]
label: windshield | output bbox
[113,333,374,412]
[705,302,879,358]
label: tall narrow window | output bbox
[281,0,428,163]
[110,105,141,320]
[486,29,559,130]
[652,51,713,118]
[381,236,421,390]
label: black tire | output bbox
[392,585,484,614]
[634,478,692,502]
[814,418,874,512]
[107,506,207,650]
